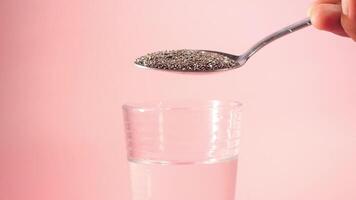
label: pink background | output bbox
[1,0,356,200]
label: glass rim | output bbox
[122,99,242,112]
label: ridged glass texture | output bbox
[123,100,242,164]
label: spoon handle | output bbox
[241,18,312,62]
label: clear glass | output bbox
[123,100,242,200]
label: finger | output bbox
[314,0,340,4]
[341,0,356,40]
[310,3,349,37]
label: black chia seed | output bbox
[135,49,237,72]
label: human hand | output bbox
[308,0,356,40]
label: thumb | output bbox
[341,0,356,40]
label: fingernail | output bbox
[307,6,313,17]
[342,0,349,16]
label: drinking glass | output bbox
[123,100,242,200]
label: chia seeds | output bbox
[135,49,237,72]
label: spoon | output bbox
[136,18,312,73]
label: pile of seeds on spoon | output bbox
[135,49,238,72]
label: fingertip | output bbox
[309,3,349,37]
[310,3,343,31]
[309,4,329,30]
[309,5,319,27]
[307,5,314,17]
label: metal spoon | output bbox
[136,18,312,73]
